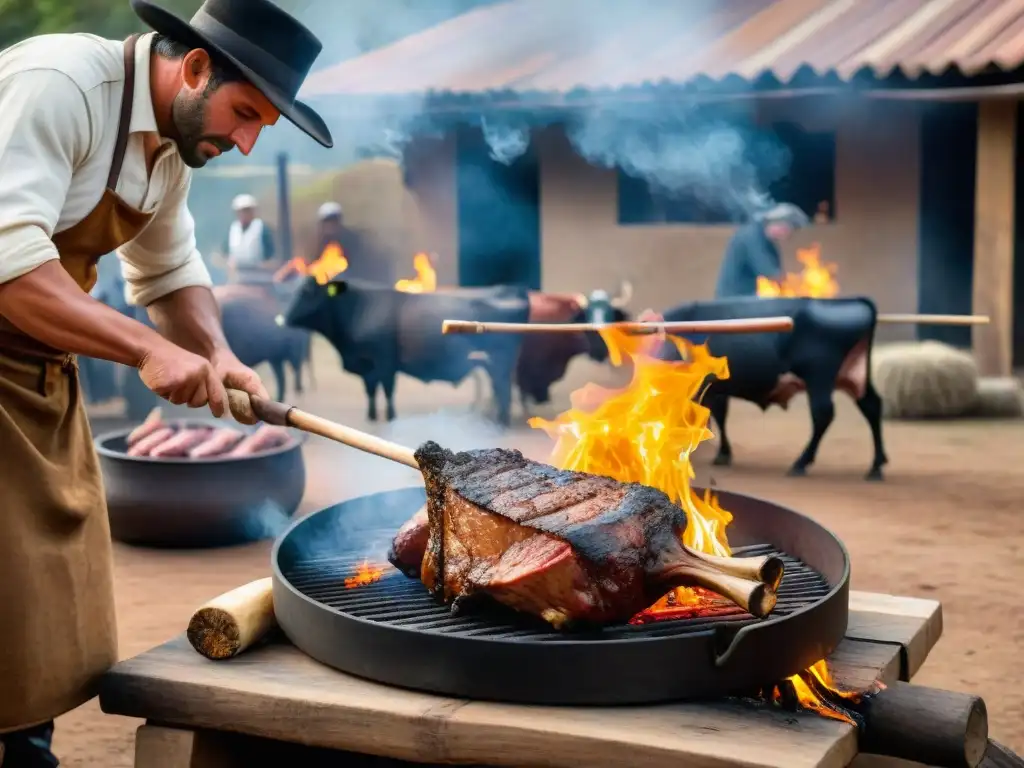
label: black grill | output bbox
[272,486,851,705]
[282,543,830,643]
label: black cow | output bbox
[515,286,632,410]
[285,277,530,425]
[657,296,887,481]
[213,285,314,403]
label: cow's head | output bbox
[284,276,354,339]
[574,280,633,361]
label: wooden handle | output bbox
[657,565,777,618]
[442,317,795,335]
[186,578,277,660]
[860,680,989,768]
[227,389,419,469]
[287,409,419,468]
[877,314,990,326]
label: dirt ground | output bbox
[53,340,1024,765]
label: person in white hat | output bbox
[224,193,278,284]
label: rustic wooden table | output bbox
[100,591,945,768]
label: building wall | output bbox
[538,99,923,342]
[401,99,923,343]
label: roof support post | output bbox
[972,99,1016,376]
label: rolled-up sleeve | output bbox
[0,70,90,285]
[117,168,212,306]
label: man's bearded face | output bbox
[170,84,235,169]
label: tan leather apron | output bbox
[0,35,154,732]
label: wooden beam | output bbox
[972,100,1017,377]
[133,725,236,768]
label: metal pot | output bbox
[94,420,306,548]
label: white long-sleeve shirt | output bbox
[0,31,212,306]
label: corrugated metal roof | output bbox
[300,0,1024,98]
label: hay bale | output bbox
[872,341,979,419]
[970,377,1024,418]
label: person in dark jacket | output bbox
[714,203,810,298]
[316,201,392,284]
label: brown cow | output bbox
[472,283,633,416]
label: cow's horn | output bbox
[573,292,589,309]
[610,280,633,308]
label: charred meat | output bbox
[391,441,777,629]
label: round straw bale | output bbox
[872,341,979,419]
[970,377,1024,419]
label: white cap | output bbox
[232,194,258,211]
[317,201,343,220]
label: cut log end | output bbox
[861,680,990,768]
[187,607,243,660]
[964,699,990,768]
[185,577,276,660]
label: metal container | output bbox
[272,486,850,705]
[95,420,305,548]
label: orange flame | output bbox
[528,327,865,719]
[529,326,733,610]
[344,560,385,589]
[756,243,838,298]
[768,659,884,724]
[274,242,349,285]
[394,252,438,293]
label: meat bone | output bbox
[225,389,784,619]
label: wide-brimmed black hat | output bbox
[131,0,333,148]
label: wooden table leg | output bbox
[134,725,236,768]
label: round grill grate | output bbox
[272,486,850,705]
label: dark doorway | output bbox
[917,102,977,349]
[455,126,541,290]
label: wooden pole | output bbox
[441,317,795,335]
[276,152,294,263]
[877,314,990,326]
[972,101,1016,377]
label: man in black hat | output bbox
[0,1,331,763]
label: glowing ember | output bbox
[756,243,838,299]
[395,252,438,293]
[274,242,349,285]
[529,325,734,612]
[344,560,385,589]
